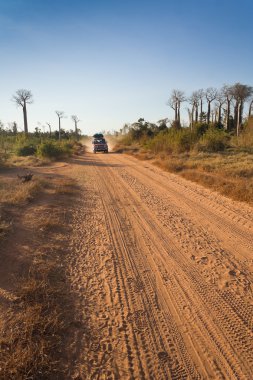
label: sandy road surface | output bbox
[64,152,253,380]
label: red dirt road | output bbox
[63,152,253,379]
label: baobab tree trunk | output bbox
[248,100,253,118]
[58,118,61,140]
[226,100,230,131]
[234,101,238,130]
[23,103,28,134]
[187,109,192,129]
[237,101,241,136]
[175,103,178,121]
[218,105,222,124]
[195,104,198,123]
[177,101,181,124]
[207,101,211,124]
[191,105,194,130]
[200,99,203,122]
[239,103,244,125]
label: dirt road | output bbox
[63,152,253,379]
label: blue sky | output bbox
[0,0,252,135]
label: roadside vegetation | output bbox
[0,132,83,166]
[0,87,84,377]
[0,88,85,167]
[115,83,253,205]
[0,172,78,378]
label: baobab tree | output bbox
[71,115,80,138]
[167,89,185,126]
[230,83,253,136]
[205,87,218,124]
[188,91,200,128]
[12,89,33,134]
[221,85,233,131]
[197,89,205,122]
[55,111,65,140]
[215,90,226,125]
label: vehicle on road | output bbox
[92,133,108,153]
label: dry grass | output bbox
[0,178,43,205]
[0,176,78,379]
[0,262,68,379]
[54,178,78,195]
[154,151,253,205]
[7,155,50,167]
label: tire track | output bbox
[95,164,194,379]
[95,154,253,379]
[112,163,253,304]
[114,155,253,254]
[64,154,253,379]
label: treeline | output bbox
[167,83,253,135]
[118,82,253,154]
[0,89,82,139]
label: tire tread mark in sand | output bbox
[119,154,253,225]
[94,168,162,379]
[116,167,253,303]
[132,211,251,380]
[139,203,253,379]
[94,165,196,379]
[96,164,206,379]
[115,157,253,253]
[99,158,253,379]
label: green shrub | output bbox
[16,144,37,156]
[193,122,208,136]
[37,141,62,158]
[147,128,198,154]
[37,141,74,159]
[196,128,229,152]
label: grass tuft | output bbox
[0,264,68,379]
[0,178,43,205]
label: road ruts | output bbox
[64,153,253,380]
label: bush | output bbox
[193,122,208,136]
[37,141,62,158]
[196,128,229,152]
[16,144,37,156]
[37,141,73,159]
[147,128,198,154]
